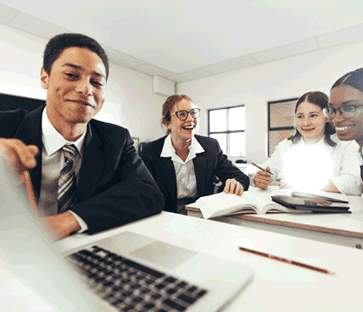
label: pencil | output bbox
[238,246,334,275]
[251,162,273,175]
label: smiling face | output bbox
[295,101,327,143]
[166,99,198,144]
[41,47,107,135]
[330,85,363,146]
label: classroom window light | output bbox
[208,105,245,156]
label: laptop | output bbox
[0,156,254,311]
[0,156,99,311]
[64,231,254,312]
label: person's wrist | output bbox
[62,211,81,235]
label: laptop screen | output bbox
[0,156,98,311]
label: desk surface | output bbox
[187,186,363,248]
[57,211,363,312]
[241,186,363,236]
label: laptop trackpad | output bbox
[131,242,197,270]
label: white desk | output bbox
[57,211,363,312]
[187,186,363,250]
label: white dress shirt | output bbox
[161,134,205,199]
[261,134,362,195]
[38,108,88,232]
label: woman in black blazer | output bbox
[141,94,249,213]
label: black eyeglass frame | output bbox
[323,103,363,120]
[170,108,201,121]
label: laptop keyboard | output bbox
[68,245,208,312]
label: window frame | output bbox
[208,104,245,157]
[267,98,298,157]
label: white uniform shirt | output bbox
[38,108,88,232]
[160,134,205,199]
[261,134,362,195]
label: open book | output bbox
[186,187,349,219]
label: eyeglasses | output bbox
[323,104,363,120]
[170,108,200,121]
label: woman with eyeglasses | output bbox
[141,94,249,214]
[325,68,363,148]
[325,68,363,184]
[253,91,361,194]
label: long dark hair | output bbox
[288,91,336,146]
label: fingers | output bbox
[253,170,272,189]
[223,179,244,196]
[0,139,38,171]
[41,212,81,240]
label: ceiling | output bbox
[0,0,363,83]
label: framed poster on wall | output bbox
[268,98,298,156]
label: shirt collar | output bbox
[300,136,326,148]
[41,107,86,157]
[161,134,204,163]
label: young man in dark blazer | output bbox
[0,33,164,239]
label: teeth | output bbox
[336,126,351,131]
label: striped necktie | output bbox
[58,144,78,213]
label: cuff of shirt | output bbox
[331,176,362,196]
[69,211,88,233]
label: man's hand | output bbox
[223,178,244,196]
[0,138,38,174]
[253,166,272,189]
[41,211,81,240]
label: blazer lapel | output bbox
[77,124,105,202]
[13,106,44,203]
[193,154,207,197]
[158,157,177,205]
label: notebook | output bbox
[271,195,351,213]
[0,156,254,311]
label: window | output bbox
[268,98,298,156]
[208,105,245,156]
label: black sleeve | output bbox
[213,139,250,192]
[0,109,27,138]
[71,132,165,234]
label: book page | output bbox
[239,188,297,214]
[193,193,259,219]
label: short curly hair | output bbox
[43,33,109,79]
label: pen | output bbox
[238,246,334,275]
[251,162,273,175]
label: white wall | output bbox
[0,24,166,143]
[4,22,363,157]
[177,39,363,163]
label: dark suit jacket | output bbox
[141,135,249,212]
[0,106,164,234]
